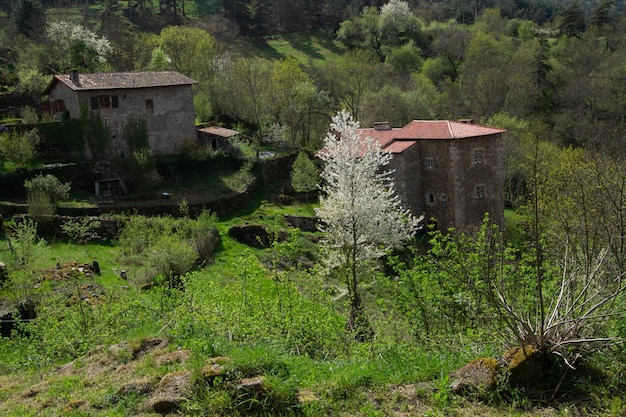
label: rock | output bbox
[235,376,266,396]
[153,349,191,366]
[201,363,226,387]
[450,357,499,398]
[228,224,271,248]
[503,345,549,388]
[1,299,37,338]
[284,215,320,232]
[116,377,154,397]
[145,370,192,413]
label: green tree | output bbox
[558,1,586,37]
[123,117,149,153]
[269,57,319,145]
[315,110,421,340]
[385,41,423,76]
[222,57,272,138]
[317,49,379,122]
[70,39,100,73]
[157,26,222,82]
[290,151,319,196]
[13,0,46,39]
[147,46,172,71]
[429,23,471,82]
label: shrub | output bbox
[24,174,71,205]
[21,106,39,124]
[190,210,220,263]
[150,234,197,287]
[61,217,101,244]
[27,190,55,220]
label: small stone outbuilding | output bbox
[357,120,505,230]
[197,125,240,152]
[43,70,197,158]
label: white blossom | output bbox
[316,110,422,271]
[47,20,113,63]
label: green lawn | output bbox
[249,30,345,65]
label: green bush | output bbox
[26,189,55,220]
[24,174,71,205]
[61,217,101,244]
[150,234,197,287]
[36,120,84,156]
[21,106,38,124]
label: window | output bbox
[427,193,434,204]
[98,95,111,109]
[146,99,154,113]
[426,158,434,169]
[473,149,484,165]
[441,194,447,202]
[91,95,118,110]
[476,185,485,199]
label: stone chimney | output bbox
[70,69,79,85]
[373,121,391,130]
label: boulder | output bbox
[116,378,154,398]
[450,357,499,399]
[228,224,271,248]
[1,299,37,338]
[284,215,320,232]
[503,345,549,388]
[145,370,192,413]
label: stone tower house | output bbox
[357,120,505,230]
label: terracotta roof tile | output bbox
[397,120,505,140]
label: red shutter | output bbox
[91,97,99,109]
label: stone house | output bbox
[43,70,197,158]
[357,120,505,230]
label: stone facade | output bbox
[43,71,197,158]
[359,120,505,230]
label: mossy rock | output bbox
[503,345,550,388]
[450,357,500,398]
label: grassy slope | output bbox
[249,30,345,65]
[0,184,622,416]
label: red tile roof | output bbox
[397,120,505,140]
[44,71,197,94]
[358,120,505,154]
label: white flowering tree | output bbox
[316,110,422,340]
[46,21,113,72]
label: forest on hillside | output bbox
[2,0,626,162]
